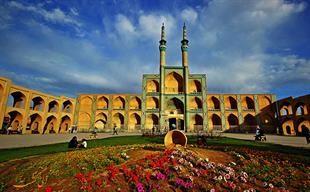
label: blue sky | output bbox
[0,0,309,99]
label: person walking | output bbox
[113,124,118,135]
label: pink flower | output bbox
[229,182,236,190]
[225,174,230,180]
[210,189,216,192]
[176,179,184,185]
[136,182,144,192]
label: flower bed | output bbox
[0,144,309,191]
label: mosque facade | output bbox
[0,25,309,135]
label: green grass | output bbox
[0,136,309,163]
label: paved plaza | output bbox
[0,132,309,149]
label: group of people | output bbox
[68,136,87,148]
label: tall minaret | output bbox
[159,23,166,66]
[181,23,189,67]
[182,23,190,132]
[159,23,166,131]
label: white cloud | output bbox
[181,8,198,24]
[189,0,307,94]
[1,0,308,98]
[138,14,176,41]
[115,14,136,37]
[8,1,81,26]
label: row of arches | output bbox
[280,102,308,116]
[2,110,71,134]
[144,96,271,111]
[146,74,202,93]
[5,91,73,113]
[281,118,310,136]
[78,112,142,131]
[80,96,141,110]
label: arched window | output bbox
[62,100,73,113]
[113,96,125,109]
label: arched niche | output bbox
[225,96,237,110]
[189,80,202,93]
[166,97,184,113]
[60,115,71,133]
[280,102,292,116]
[191,114,203,132]
[48,100,59,113]
[146,97,159,109]
[145,113,159,129]
[242,96,255,110]
[95,112,107,129]
[8,91,26,109]
[113,96,125,109]
[129,97,141,109]
[8,111,23,130]
[146,80,159,92]
[282,119,294,135]
[165,72,183,93]
[209,96,220,110]
[294,102,308,115]
[211,114,221,126]
[31,96,45,111]
[113,113,125,128]
[29,113,42,133]
[44,115,57,134]
[97,96,109,109]
[129,113,141,130]
[62,100,73,113]
[189,97,202,109]
[259,96,272,109]
[228,114,239,127]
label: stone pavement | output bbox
[0,132,139,149]
[0,132,309,149]
[222,133,310,148]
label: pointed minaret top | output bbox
[183,22,187,40]
[161,23,165,40]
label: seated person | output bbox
[78,139,87,148]
[68,136,78,148]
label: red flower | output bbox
[106,164,115,170]
[122,165,128,172]
[45,186,53,192]
[75,172,84,179]
[133,175,139,183]
[96,179,102,186]
[146,172,151,181]
[110,171,116,179]
[172,160,177,166]
[229,182,236,190]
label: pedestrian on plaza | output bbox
[113,124,118,135]
[68,136,78,148]
[92,127,98,138]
